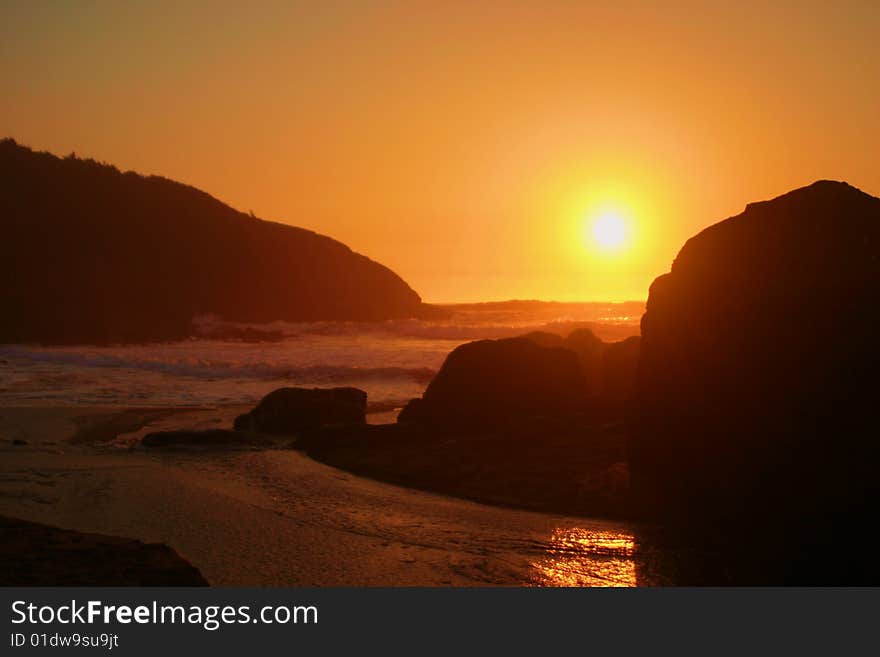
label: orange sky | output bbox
[2,2,878,302]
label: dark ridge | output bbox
[0,137,428,344]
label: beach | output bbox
[0,303,648,586]
[0,405,644,586]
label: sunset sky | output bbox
[3,1,878,302]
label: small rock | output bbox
[142,429,253,448]
[234,387,367,435]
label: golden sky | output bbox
[2,1,878,302]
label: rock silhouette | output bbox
[521,329,640,407]
[142,429,259,448]
[234,386,367,434]
[599,335,640,410]
[630,180,880,584]
[561,328,606,396]
[400,329,641,430]
[0,515,207,585]
[398,337,588,428]
[0,138,430,344]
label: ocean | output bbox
[0,301,642,411]
[0,301,649,586]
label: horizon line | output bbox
[427,298,647,306]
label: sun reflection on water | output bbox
[532,527,637,587]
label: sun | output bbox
[591,211,629,252]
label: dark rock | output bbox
[396,398,426,425]
[0,138,429,344]
[304,414,631,519]
[520,331,565,348]
[630,180,880,584]
[523,328,640,405]
[402,329,641,430]
[398,337,587,429]
[234,387,367,435]
[563,328,605,395]
[0,515,207,585]
[12,439,27,446]
[142,429,252,448]
[600,336,640,406]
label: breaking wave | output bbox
[0,302,641,407]
[0,345,436,384]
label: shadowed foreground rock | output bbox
[234,387,367,434]
[400,331,640,430]
[142,429,267,448]
[398,337,587,429]
[299,420,632,518]
[0,516,207,585]
[599,336,640,410]
[631,181,880,584]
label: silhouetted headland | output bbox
[0,138,436,344]
[631,180,880,584]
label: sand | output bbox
[0,406,644,586]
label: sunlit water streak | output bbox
[532,527,637,587]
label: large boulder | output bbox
[630,181,880,583]
[599,335,640,407]
[563,328,605,395]
[398,337,587,428]
[234,387,367,434]
[519,330,565,348]
[521,329,639,405]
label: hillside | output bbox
[0,138,428,343]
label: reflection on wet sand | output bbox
[2,407,654,586]
[532,527,637,587]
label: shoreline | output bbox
[2,403,631,520]
[0,405,646,586]
[299,421,632,521]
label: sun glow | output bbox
[591,212,628,251]
[586,206,633,254]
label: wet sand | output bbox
[0,406,645,586]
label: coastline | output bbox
[0,405,645,586]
